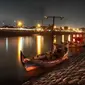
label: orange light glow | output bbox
[18,37,23,64]
[62,35,64,43]
[37,24,41,28]
[25,66,38,71]
[53,36,57,44]
[54,25,57,29]
[73,38,75,42]
[37,36,41,55]
[62,52,68,60]
[36,36,44,55]
[17,21,23,27]
[68,35,71,41]
[73,34,75,37]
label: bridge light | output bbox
[77,34,79,37]
[37,24,41,28]
[73,38,75,42]
[73,34,75,37]
[54,25,57,29]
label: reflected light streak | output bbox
[68,35,71,41]
[77,34,79,37]
[73,38,75,42]
[62,53,68,60]
[53,38,56,44]
[53,36,57,44]
[6,38,8,52]
[25,66,38,71]
[36,36,44,55]
[62,35,64,43]
[73,34,75,37]
[25,37,33,47]
[18,37,23,64]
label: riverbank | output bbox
[0,29,84,37]
[22,52,85,85]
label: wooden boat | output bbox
[20,49,68,71]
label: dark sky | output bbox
[0,0,85,27]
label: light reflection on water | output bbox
[18,37,23,64]
[62,35,64,43]
[6,38,8,52]
[68,35,71,41]
[0,34,84,84]
[24,37,33,47]
[36,35,44,55]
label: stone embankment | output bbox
[23,52,85,85]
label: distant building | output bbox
[64,26,68,30]
[80,27,85,31]
[2,25,15,28]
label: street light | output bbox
[36,23,42,31]
[44,16,64,30]
[54,25,57,29]
[44,16,64,51]
[17,21,23,28]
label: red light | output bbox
[73,35,75,37]
[73,38,75,42]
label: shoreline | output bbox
[0,30,84,37]
[22,51,85,85]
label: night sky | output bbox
[0,0,85,27]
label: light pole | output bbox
[44,16,64,51]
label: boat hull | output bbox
[20,51,68,71]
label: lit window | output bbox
[73,35,75,37]
[73,38,75,42]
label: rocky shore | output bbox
[23,52,85,85]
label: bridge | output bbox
[0,28,85,45]
[0,27,85,37]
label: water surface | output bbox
[0,34,84,85]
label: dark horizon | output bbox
[0,0,85,27]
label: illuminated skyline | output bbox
[0,0,85,27]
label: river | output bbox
[0,34,84,85]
